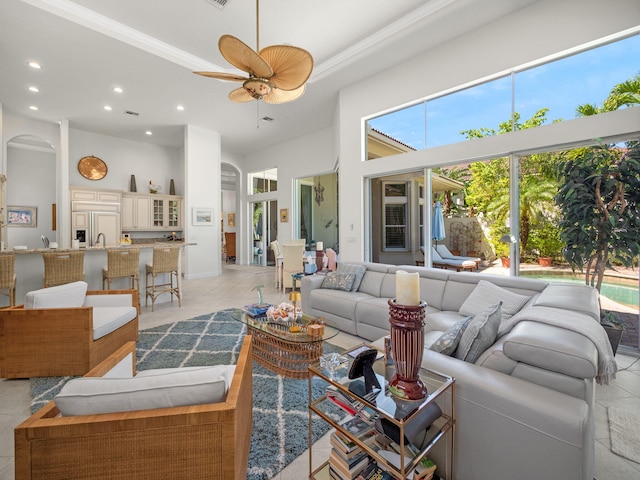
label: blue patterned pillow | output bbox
[429,317,472,356]
[335,263,367,291]
[455,302,502,363]
[321,273,356,291]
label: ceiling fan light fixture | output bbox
[243,77,272,100]
[195,0,313,104]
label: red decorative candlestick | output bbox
[387,299,427,401]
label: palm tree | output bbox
[487,176,557,255]
[576,74,640,115]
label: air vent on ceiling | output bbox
[124,110,140,117]
[261,116,274,123]
[206,0,228,9]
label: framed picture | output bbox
[228,213,235,227]
[192,207,214,226]
[8,206,37,227]
[280,208,289,223]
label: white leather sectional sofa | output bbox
[301,263,614,480]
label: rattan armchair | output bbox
[0,254,16,306]
[0,288,139,378]
[43,251,85,287]
[15,336,254,480]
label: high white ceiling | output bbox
[0,0,539,155]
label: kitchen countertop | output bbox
[1,241,193,255]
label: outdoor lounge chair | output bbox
[435,244,481,267]
[419,247,477,272]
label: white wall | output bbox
[183,124,221,279]
[242,127,335,254]
[6,146,56,249]
[337,0,640,262]
[69,129,181,195]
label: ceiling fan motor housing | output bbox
[243,77,273,99]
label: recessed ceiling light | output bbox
[104,105,112,111]
[29,105,38,111]
[28,86,39,93]
[145,131,153,136]
[113,87,123,93]
[177,105,184,111]
[28,61,41,69]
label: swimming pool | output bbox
[521,272,639,308]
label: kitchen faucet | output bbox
[95,233,105,246]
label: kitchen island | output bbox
[1,241,193,307]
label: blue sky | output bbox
[369,34,640,150]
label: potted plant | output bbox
[528,221,563,267]
[555,140,640,351]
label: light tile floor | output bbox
[0,264,638,479]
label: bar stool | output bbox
[145,246,181,311]
[0,254,17,306]
[43,251,85,288]
[102,248,140,290]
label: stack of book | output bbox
[329,417,377,480]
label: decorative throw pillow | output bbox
[455,302,502,363]
[458,280,529,321]
[429,317,472,356]
[321,272,356,291]
[336,263,367,291]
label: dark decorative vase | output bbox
[387,299,427,401]
[129,175,137,192]
[170,179,175,195]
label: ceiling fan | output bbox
[195,0,314,104]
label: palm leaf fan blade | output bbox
[264,84,306,104]
[194,72,247,82]
[229,87,255,103]
[260,45,313,91]
[219,35,273,77]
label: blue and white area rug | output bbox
[30,308,344,480]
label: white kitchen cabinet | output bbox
[70,188,122,203]
[123,193,181,231]
[152,195,182,230]
[122,194,151,230]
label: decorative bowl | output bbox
[266,302,302,322]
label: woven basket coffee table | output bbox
[233,309,338,379]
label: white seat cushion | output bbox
[55,364,236,416]
[24,281,88,309]
[92,306,138,340]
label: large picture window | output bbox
[366,33,639,159]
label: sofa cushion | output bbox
[456,302,502,363]
[55,364,236,416]
[24,281,88,309]
[358,270,387,297]
[533,283,600,322]
[459,280,529,320]
[429,317,472,356]
[321,272,356,291]
[336,263,367,291]
[92,306,139,340]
